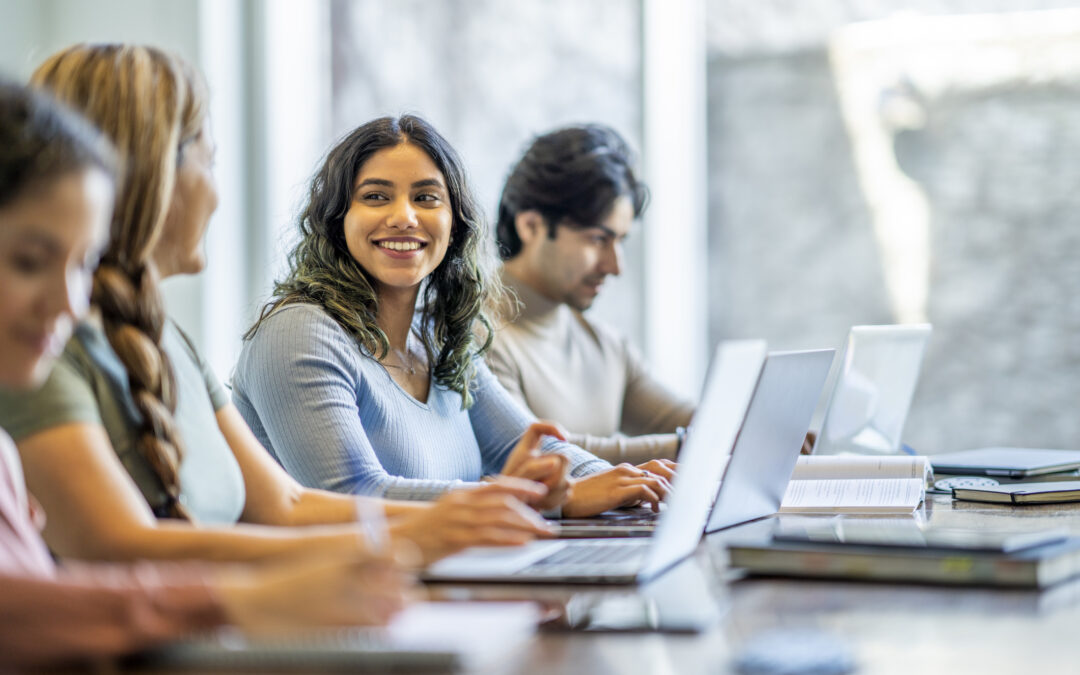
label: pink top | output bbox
[0,430,226,668]
[0,431,56,577]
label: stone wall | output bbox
[898,86,1080,450]
[707,0,1080,451]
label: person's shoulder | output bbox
[248,302,350,342]
[243,302,368,374]
[164,319,207,365]
[570,308,629,354]
[0,332,104,439]
[260,301,338,326]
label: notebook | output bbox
[952,481,1080,505]
[813,324,931,455]
[728,532,1080,588]
[422,340,768,584]
[769,516,1066,553]
[930,447,1080,478]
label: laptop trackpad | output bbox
[426,541,567,578]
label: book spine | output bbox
[729,548,1039,587]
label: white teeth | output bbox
[379,241,422,251]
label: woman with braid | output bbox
[233,115,674,517]
[0,79,407,670]
[0,44,562,566]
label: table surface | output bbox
[127,494,1080,675]
[438,494,1080,675]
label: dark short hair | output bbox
[0,78,116,209]
[495,124,648,259]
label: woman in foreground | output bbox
[0,79,407,669]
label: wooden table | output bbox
[425,494,1080,674]
[122,495,1080,675]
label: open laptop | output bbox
[705,347,834,532]
[422,340,768,584]
[813,324,931,455]
[556,347,835,539]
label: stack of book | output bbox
[727,519,1080,588]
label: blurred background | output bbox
[1,0,1078,454]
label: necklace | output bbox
[383,336,425,377]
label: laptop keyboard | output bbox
[522,541,649,577]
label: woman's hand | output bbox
[562,462,675,518]
[388,480,557,564]
[636,459,677,482]
[216,551,412,634]
[499,421,571,512]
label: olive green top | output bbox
[0,319,244,524]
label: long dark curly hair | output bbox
[247,115,502,408]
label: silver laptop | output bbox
[929,447,1080,478]
[422,340,768,584]
[558,347,835,539]
[813,324,931,455]
[705,348,835,533]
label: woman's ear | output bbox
[514,210,546,248]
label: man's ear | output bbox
[514,210,547,247]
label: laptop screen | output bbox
[705,349,835,534]
[639,341,767,579]
[814,324,931,455]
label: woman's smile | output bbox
[374,236,429,258]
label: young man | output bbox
[490,125,693,464]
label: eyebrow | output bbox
[13,231,61,254]
[583,225,622,240]
[355,177,446,190]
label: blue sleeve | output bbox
[468,358,611,478]
[236,306,477,500]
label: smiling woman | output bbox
[0,46,558,571]
[235,115,677,517]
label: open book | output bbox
[779,455,932,513]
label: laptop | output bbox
[556,347,835,539]
[929,447,1080,478]
[813,324,931,455]
[705,348,835,533]
[422,340,768,584]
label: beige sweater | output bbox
[487,275,694,464]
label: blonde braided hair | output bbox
[32,44,208,519]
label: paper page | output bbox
[791,455,931,482]
[386,602,539,653]
[780,478,925,512]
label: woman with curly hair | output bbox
[235,115,673,517]
[0,44,558,567]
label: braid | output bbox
[32,44,207,520]
[93,262,191,519]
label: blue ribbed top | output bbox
[232,303,610,500]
